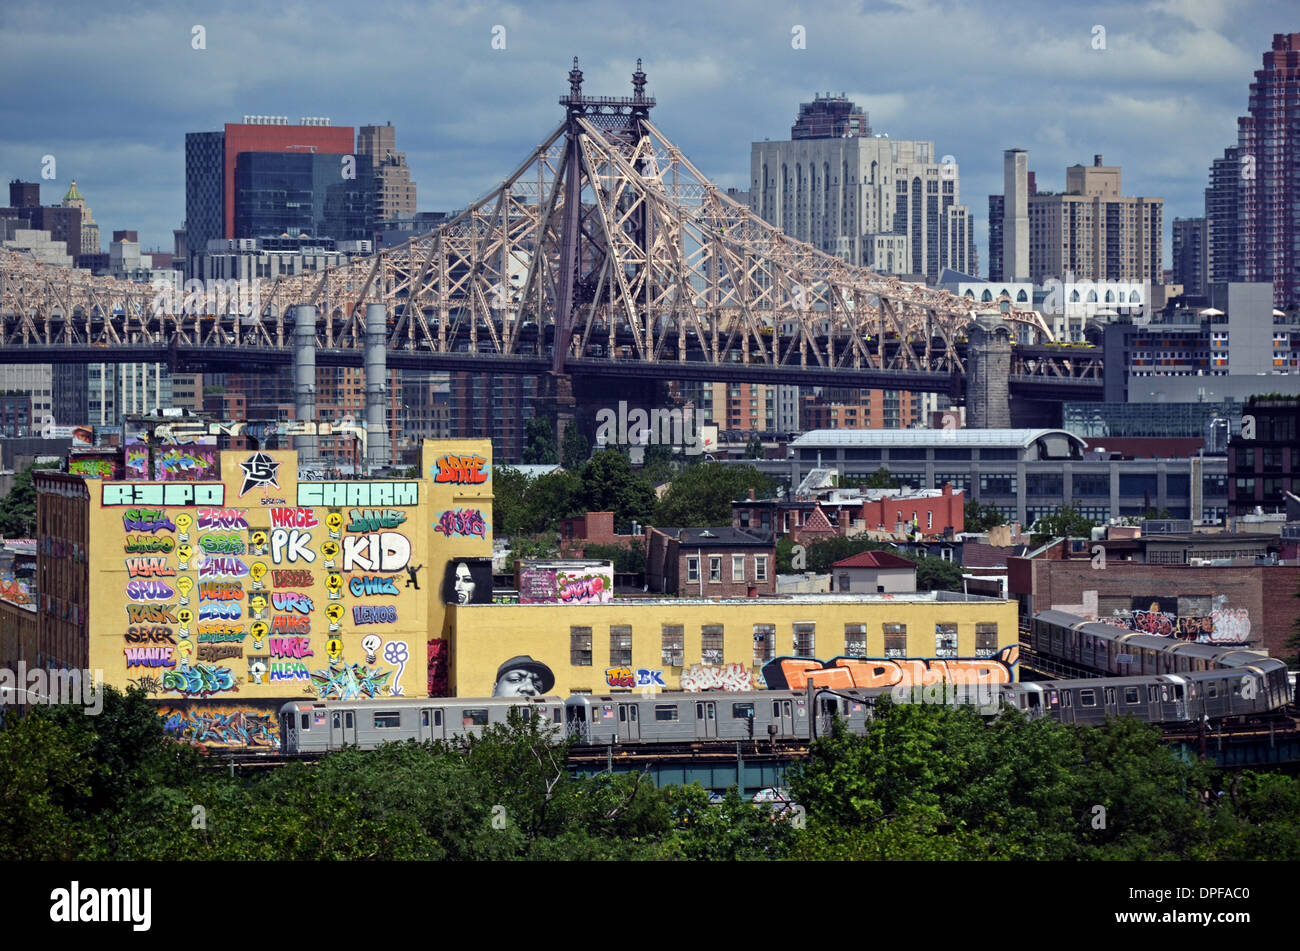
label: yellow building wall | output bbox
[90,448,435,704]
[450,597,1020,697]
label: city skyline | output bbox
[1,0,1292,267]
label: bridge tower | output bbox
[965,315,1011,429]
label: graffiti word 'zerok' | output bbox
[341,532,410,572]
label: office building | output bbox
[357,122,418,224]
[1204,147,1242,285]
[1172,217,1208,298]
[1228,395,1299,516]
[61,181,100,259]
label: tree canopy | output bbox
[522,417,559,465]
[1030,506,1097,542]
[653,463,777,528]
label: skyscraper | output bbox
[1002,149,1029,282]
[1204,146,1242,285]
[1236,33,1300,307]
[751,94,976,281]
[357,123,418,224]
[1172,217,1208,297]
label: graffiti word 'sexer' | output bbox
[297,482,419,508]
[0,663,103,714]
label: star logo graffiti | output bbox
[239,452,281,497]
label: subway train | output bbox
[279,611,1294,753]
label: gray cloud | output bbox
[1,0,1292,268]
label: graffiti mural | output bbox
[159,705,280,749]
[433,453,489,484]
[69,455,118,479]
[491,655,555,697]
[760,645,1020,691]
[155,445,219,481]
[162,663,238,696]
[518,563,614,605]
[680,663,759,692]
[606,667,667,689]
[384,641,410,696]
[433,508,488,539]
[429,639,449,697]
[310,663,393,700]
[441,559,494,605]
[1210,607,1251,643]
[1093,596,1252,644]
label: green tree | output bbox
[582,540,646,573]
[858,466,901,490]
[745,434,764,459]
[640,442,677,486]
[914,554,963,592]
[776,536,796,573]
[522,416,558,465]
[1030,506,1097,542]
[560,425,589,470]
[515,470,585,536]
[963,498,1005,533]
[0,463,53,538]
[654,463,776,527]
[580,450,656,533]
[491,465,529,536]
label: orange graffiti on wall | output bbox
[762,645,1018,691]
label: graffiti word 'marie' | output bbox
[297,482,418,508]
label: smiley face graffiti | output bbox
[326,572,343,601]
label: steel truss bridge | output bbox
[0,59,1103,404]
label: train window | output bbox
[435,710,443,726]
[514,706,534,721]
[373,712,402,729]
[773,701,782,717]
[421,710,430,728]
[300,713,310,731]
[1105,687,1115,706]
[332,713,341,728]
[462,709,489,726]
[1080,689,1097,707]
[707,704,716,720]
[1124,687,1140,704]
[619,706,626,722]
[345,712,354,729]
[1207,682,1218,698]
[733,703,755,719]
[654,704,679,722]
[1148,686,1159,702]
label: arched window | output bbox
[1105,290,1115,302]
[1016,289,1028,302]
[1086,290,1098,302]
[1069,289,1081,302]
[964,289,976,298]
[981,289,993,302]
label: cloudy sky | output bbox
[1,0,1291,267]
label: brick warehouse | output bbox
[1008,556,1300,658]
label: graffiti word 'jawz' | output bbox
[341,533,410,572]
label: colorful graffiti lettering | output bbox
[198,557,249,577]
[70,457,115,478]
[155,446,218,481]
[271,569,313,588]
[162,663,237,697]
[199,602,241,620]
[270,662,311,681]
[198,644,243,662]
[269,507,319,529]
[434,453,489,484]
[124,535,175,554]
[161,707,279,749]
[271,615,310,634]
[199,533,245,554]
[348,575,399,597]
[1211,607,1251,643]
[346,508,408,532]
[297,482,419,507]
[557,572,609,604]
[605,667,667,689]
[310,663,392,700]
[124,646,176,668]
[125,556,175,578]
[680,663,758,692]
[197,509,249,530]
[126,580,175,601]
[433,508,488,539]
[270,529,315,564]
[352,604,397,624]
[271,592,314,614]
[199,582,243,601]
[124,626,176,644]
[197,627,244,643]
[122,508,176,533]
[341,532,410,572]
[760,646,1019,691]
[269,636,314,659]
[126,604,177,624]
[1131,609,1177,636]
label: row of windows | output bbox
[685,554,769,584]
[568,622,1000,667]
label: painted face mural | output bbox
[454,563,474,605]
[326,602,345,631]
[441,559,493,605]
[491,656,555,698]
[321,540,339,568]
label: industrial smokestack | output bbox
[365,303,390,471]
[293,306,318,464]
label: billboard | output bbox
[517,561,614,604]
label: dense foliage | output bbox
[3,687,1297,861]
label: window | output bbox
[570,626,593,666]
[753,624,775,664]
[838,572,852,592]
[1079,689,1097,707]
[1123,687,1140,705]
[701,625,724,664]
[610,626,632,666]
[845,624,867,657]
[755,555,768,582]
[687,557,699,582]
[979,473,1017,495]
[662,624,684,666]
[732,554,745,582]
[794,622,815,656]
[975,623,997,657]
[883,623,907,657]
[654,704,679,721]
[732,702,755,719]
[935,623,958,658]
[709,556,722,582]
[461,709,489,726]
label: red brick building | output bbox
[559,511,640,556]
[645,527,776,597]
[734,483,964,543]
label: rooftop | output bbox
[791,428,1086,450]
[832,550,917,570]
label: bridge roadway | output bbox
[0,342,1104,401]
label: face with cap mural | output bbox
[492,656,556,698]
